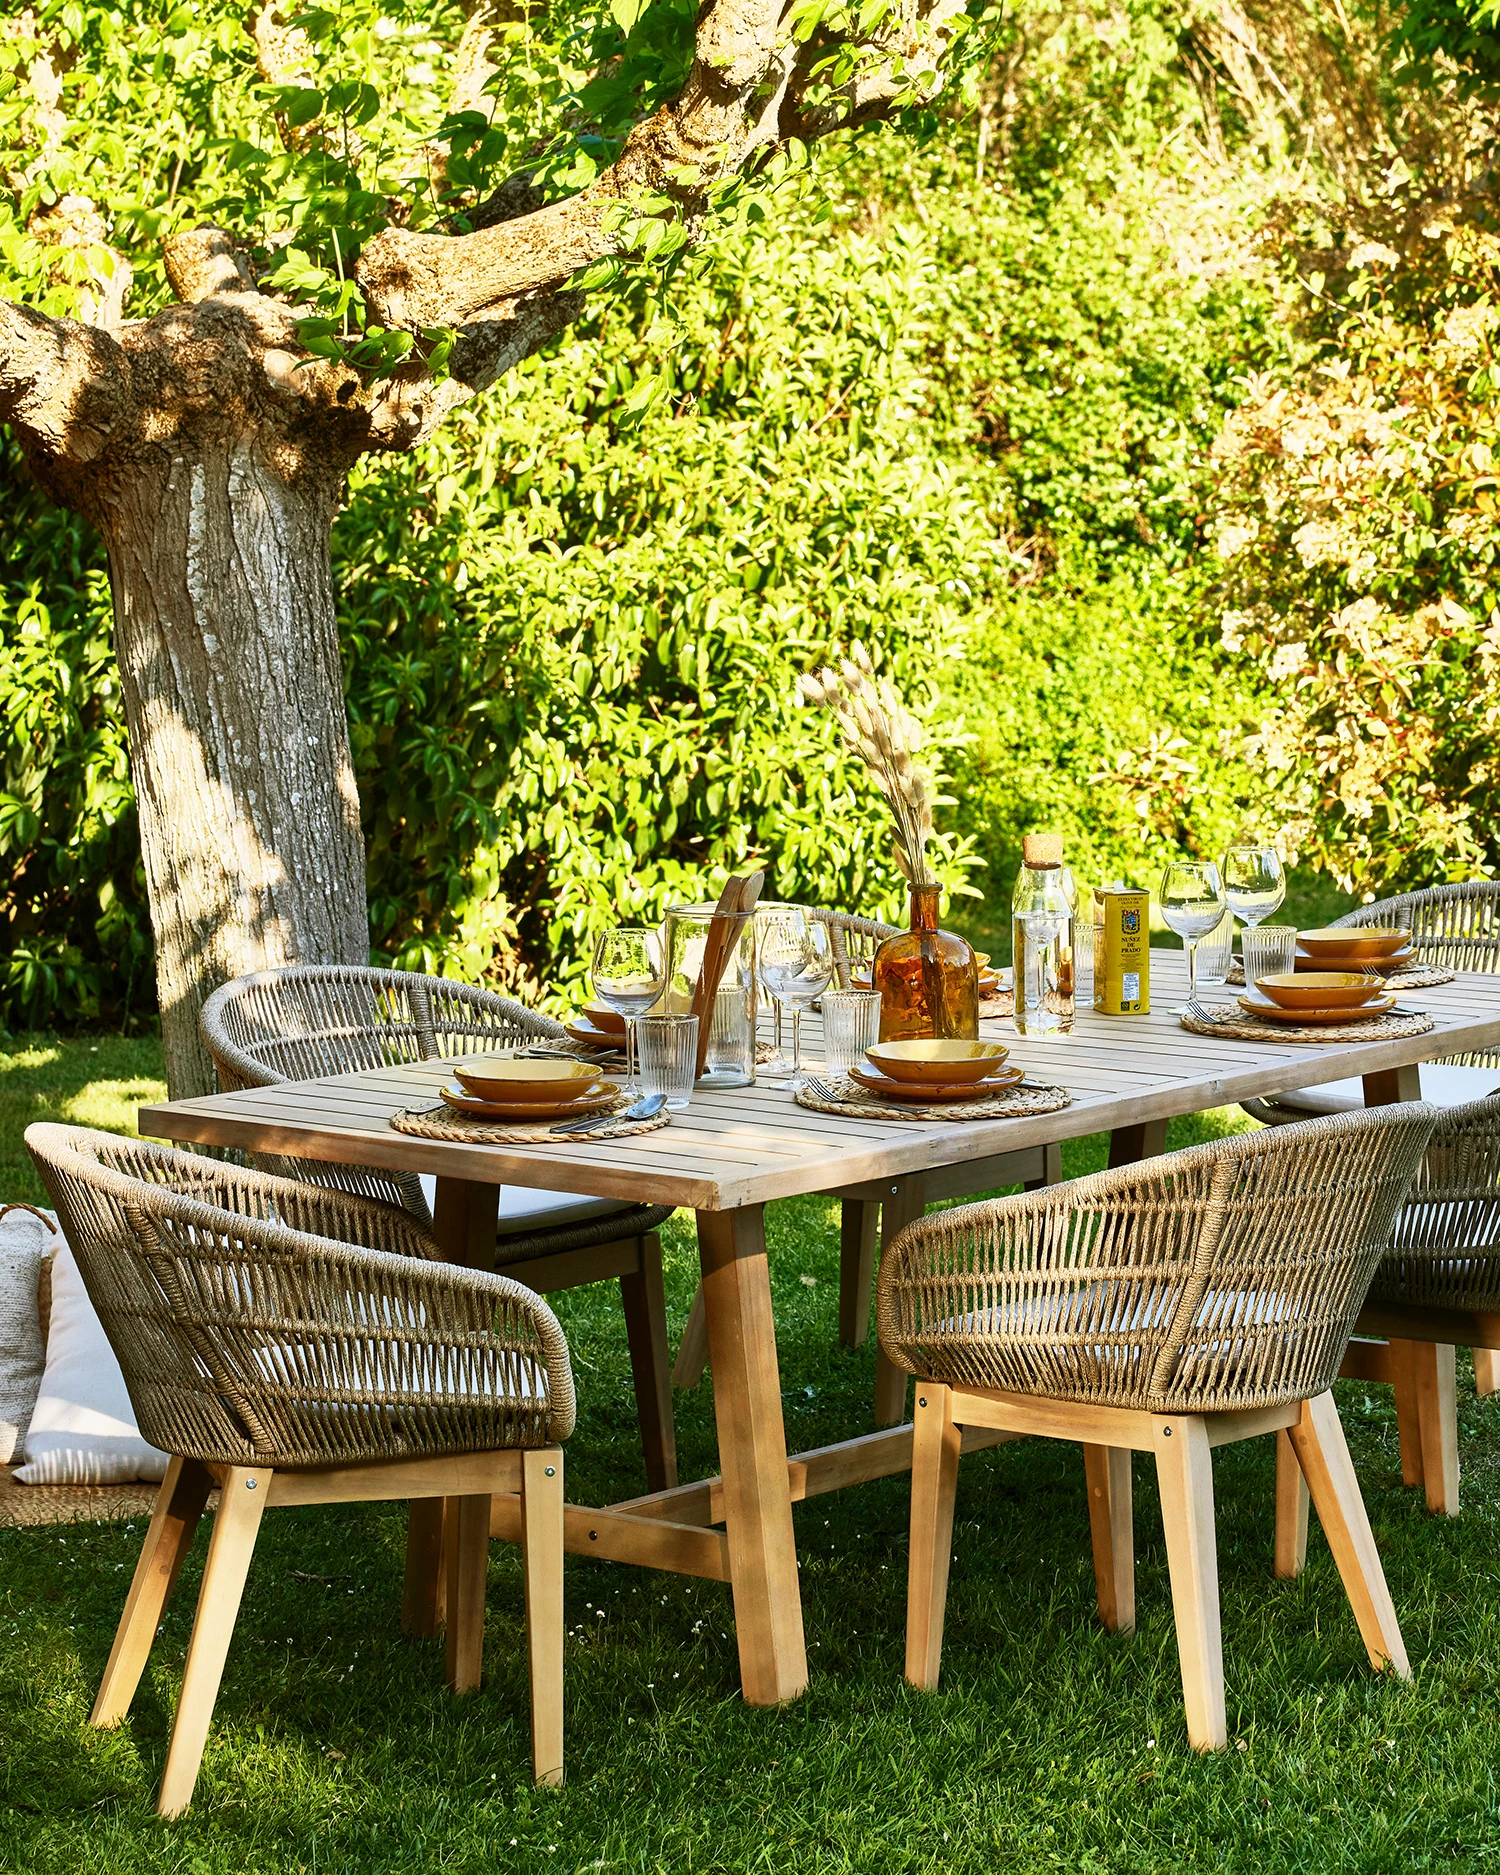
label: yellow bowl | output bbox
[451,1056,605,1102]
[1298,927,1409,960]
[865,1039,1011,1084]
[1256,972,1385,1010]
[580,1002,628,1038]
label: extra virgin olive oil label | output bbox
[1094,887,1150,1015]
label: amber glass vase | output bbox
[872,884,979,1042]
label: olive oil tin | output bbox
[1094,886,1150,1015]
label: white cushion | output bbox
[13,1241,169,1486]
[418,1174,635,1237]
[0,1204,59,1464]
[1272,1063,1500,1118]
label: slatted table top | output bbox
[138,952,1500,1213]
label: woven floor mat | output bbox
[392,1100,671,1144]
[1225,959,1455,990]
[794,1075,1070,1123]
[1179,1002,1435,1045]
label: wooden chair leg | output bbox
[838,1198,879,1347]
[157,1465,269,1818]
[876,1180,926,1427]
[1082,1444,1134,1634]
[1475,1348,1500,1398]
[906,1384,962,1690]
[521,1448,564,1787]
[619,1234,678,1491]
[671,1281,710,1391]
[1287,1391,1409,1677]
[1024,1142,1063,1191]
[92,1456,213,1729]
[402,1499,447,1636]
[1153,1417,1226,1751]
[1273,1428,1310,1580]
[1411,1341,1460,1517]
[444,1495,492,1695]
[1390,1338,1426,1489]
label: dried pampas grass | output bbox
[797,644,936,888]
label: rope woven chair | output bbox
[201,965,679,1490]
[1274,1093,1500,1545]
[671,906,1060,1408]
[877,1102,1438,1750]
[25,1123,573,1814]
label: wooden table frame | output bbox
[139,953,1500,1707]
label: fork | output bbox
[803,1076,844,1103]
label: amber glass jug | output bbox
[872,883,979,1041]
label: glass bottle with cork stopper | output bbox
[1011,831,1075,1036]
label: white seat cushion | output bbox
[13,1242,169,1486]
[418,1174,637,1237]
[1271,1063,1500,1117]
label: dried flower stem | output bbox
[797,645,937,888]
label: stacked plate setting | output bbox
[440,1055,619,1120]
[847,1038,1019,1103]
[564,1002,628,1050]
[1239,935,1406,1027]
[1288,926,1415,975]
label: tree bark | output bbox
[102,436,368,1097]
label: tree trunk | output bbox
[101,435,368,1097]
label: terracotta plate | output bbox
[847,1064,1024,1102]
[579,1002,628,1038]
[439,1082,615,1120]
[1298,926,1410,959]
[1293,945,1414,975]
[564,1019,626,1050]
[1237,992,1396,1026]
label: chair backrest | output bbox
[199,966,567,1221]
[1369,1092,1500,1313]
[877,1103,1438,1413]
[1336,883,1500,1066]
[201,965,565,1090]
[809,909,901,988]
[26,1124,575,1468]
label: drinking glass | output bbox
[1195,909,1234,987]
[1243,924,1298,991]
[753,900,796,1079]
[757,910,833,1087]
[821,988,882,1075]
[591,926,664,1094]
[1159,861,1227,1012]
[637,1013,697,1110]
[1222,845,1286,934]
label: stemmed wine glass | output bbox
[1222,844,1286,935]
[757,909,833,1089]
[591,927,664,1094]
[1159,861,1227,1013]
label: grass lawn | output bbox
[3,1033,1498,1872]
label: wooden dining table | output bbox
[137,950,1500,1708]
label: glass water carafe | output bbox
[663,901,756,1087]
[1011,837,1075,1036]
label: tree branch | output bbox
[26,194,135,333]
[163,227,258,303]
[0,300,125,471]
[358,0,965,331]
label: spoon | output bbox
[550,1092,666,1135]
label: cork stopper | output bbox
[1022,831,1064,869]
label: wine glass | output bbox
[757,909,833,1088]
[591,927,664,1094]
[1222,844,1287,935]
[1159,861,1227,1013]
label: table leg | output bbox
[875,1176,928,1427]
[1362,1064,1422,1107]
[1108,1118,1167,1169]
[404,1177,501,1637]
[838,1198,880,1347]
[697,1205,808,1705]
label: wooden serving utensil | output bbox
[690,870,765,1078]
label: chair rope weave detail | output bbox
[876,1104,1436,1414]
[26,1123,576,1469]
[1366,1092,1500,1313]
[809,908,900,989]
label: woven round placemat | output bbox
[1179,1001,1435,1045]
[794,1075,1071,1124]
[391,1100,670,1145]
[979,992,1015,1019]
[1225,959,1454,990]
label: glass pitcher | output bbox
[663,901,757,1087]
